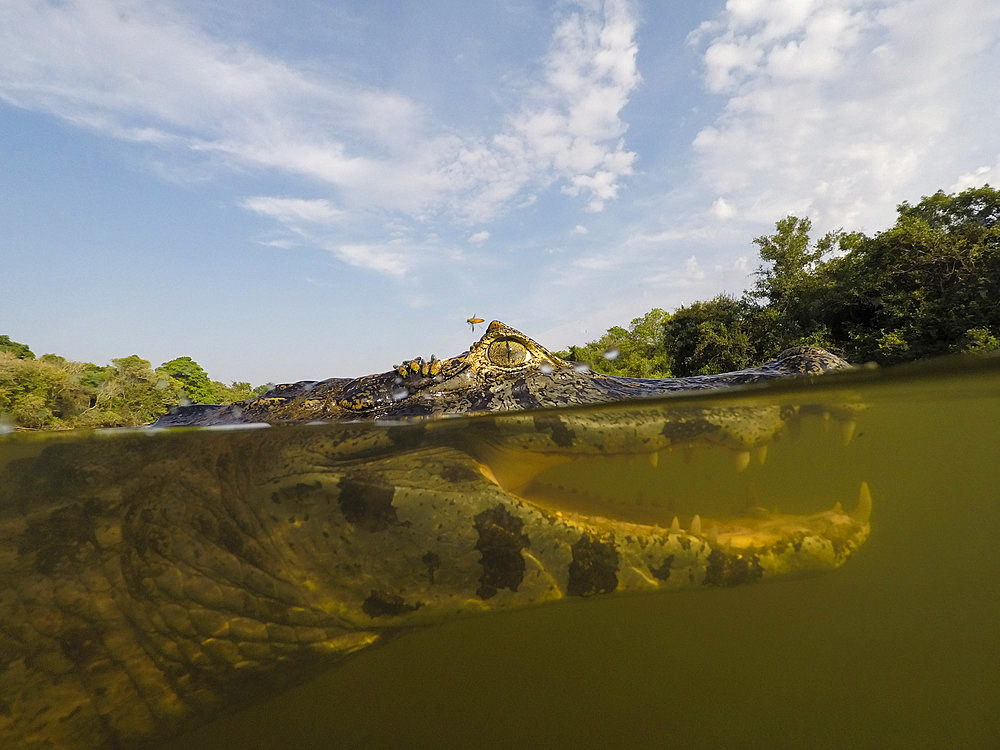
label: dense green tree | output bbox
[82,355,180,427]
[215,381,266,402]
[0,335,34,359]
[557,309,672,377]
[0,340,265,430]
[0,352,90,428]
[157,356,219,404]
[827,193,1000,362]
[745,216,843,355]
[896,185,1000,232]
[662,296,756,376]
[561,184,1000,374]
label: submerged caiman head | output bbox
[0,323,871,748]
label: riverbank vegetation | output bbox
[3,186,998,429]
[0,346,262,430]
[558,186,1000,376]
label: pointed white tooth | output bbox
[831,501,844,514]
[648,451,659,468]
[853,482,872,523]
[733,450,751,473]
[839,419,857,446]
[670,516,681,534]
[690,514,702,536]
[754,445,768,465]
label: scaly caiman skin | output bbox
[0,322,870,748]
[154,320,851,426]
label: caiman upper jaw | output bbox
[337,355,472,412]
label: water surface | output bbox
[4,355,998,748]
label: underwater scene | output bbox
[1,355,998,749]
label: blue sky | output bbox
[2,0,999,385]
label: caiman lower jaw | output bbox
[693,484,872,577]
[472,443,873,581]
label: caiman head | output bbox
[153,319,870,593]
[155,320,850,425]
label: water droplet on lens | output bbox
[540,364,554,375]
[391,387,410,401]
[603,347,620,360]
[573,362,590,373]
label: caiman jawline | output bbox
[471,437,872,577]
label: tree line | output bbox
[557,185,1000,377]
[0,345,263,430]
[3,185,998,430]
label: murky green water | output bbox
[4,356,999,748]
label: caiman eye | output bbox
[487,338,528,367]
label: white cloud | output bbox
[328,241,411,277]
[469,230,490,245]
[685,255,706,280]
[688,0,1000,232]
[711,196,736,219]
[951,161,1000,193]
[241,197,346,226]
[0,0,641,273]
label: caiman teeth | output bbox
[690,514,702,535]
[733,450,751,473]
[853,481,872,522]
[670,516,681,534]
[840,419,857,446]
[649,451,659,468]
[755,445,768,465]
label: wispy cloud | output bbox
[687,0,1000,231]
[0,0,641,274]
[241,197,347,226]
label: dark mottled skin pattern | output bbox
[154,321,849,426]
[0,322,865,749]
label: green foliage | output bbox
[960,327,1000,353]
[793,186,1000,363]
[562,185,1000,375]
[747,217,844,355]
[0,341,264,430]
[0,352,91,428]
[556,309,672,377]
[78,355,179,428]
[157,356,219,404]
[663,296,756,376]
[0,335,34,359]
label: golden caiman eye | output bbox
[487,338,528,367]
